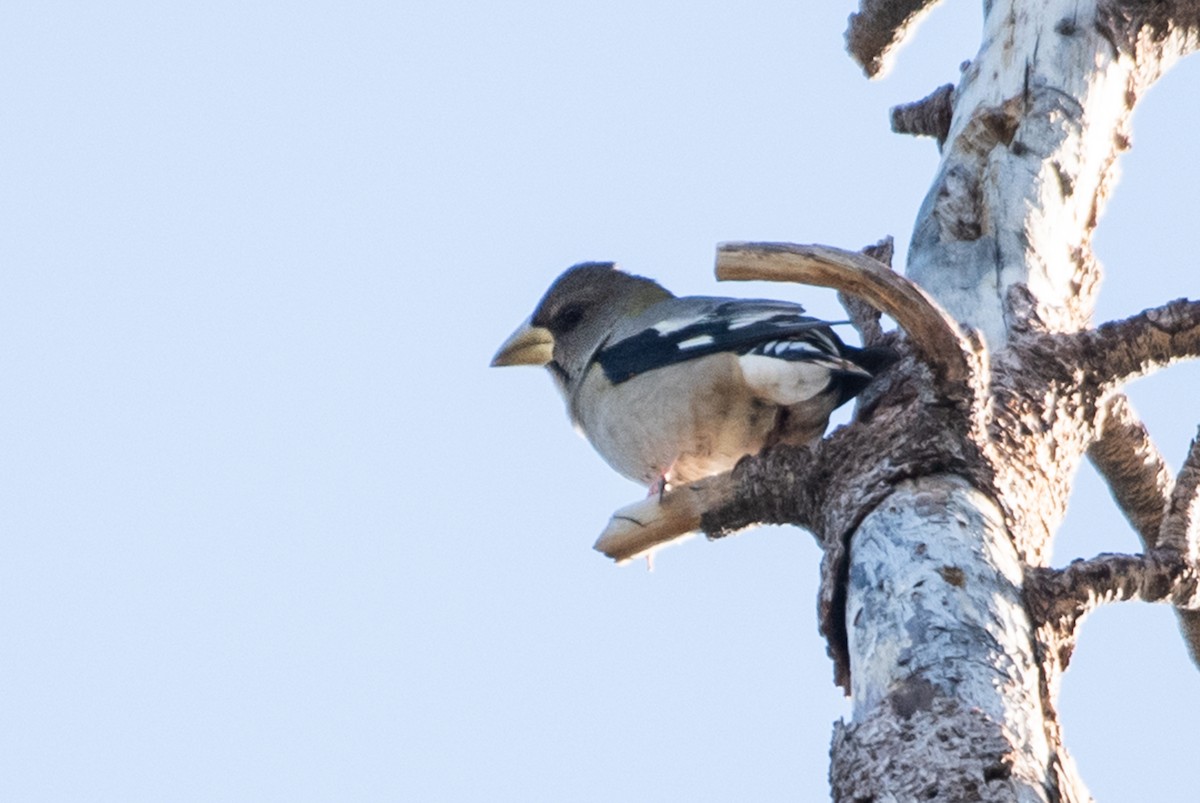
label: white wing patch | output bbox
[677,334,715,349]
[738,354,834,405]
[652,317,697,335]
[727,310,785,330]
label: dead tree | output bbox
[592,2,1200,799]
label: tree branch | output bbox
[1160,428,1200,559]
[845,0,944,78]
[1088,394,1173,547]
[593,474,732,562]
[1026,549,1200,634]
[1032,428,1200,669]
[838,239,892,346]
[1084,404,1200,669]
[716,242,977,393]
[1068,298,1200,386]
[891,83,955,145]
[1161,429,1200,667]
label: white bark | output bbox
[834,476,1089,800]
[909,0,1146,346]
[846,477,1047,771]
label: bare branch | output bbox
[845,0,943,78]
[1032,426,1200,669]
[891,83,955,144]
[1160,428,1200,559]
[838,238,892,346]
[716,242,975,390]
[593,474,734,562]
[1026,549,1200,633]
[1088,394,1173,548]
[1069,298,1200,385]
[1161,430,1200,667]
[1086,408,1200,669]
[859,236,894,268]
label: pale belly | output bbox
[570,354,779,487]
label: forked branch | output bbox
[1031,429,1200,667]
[1162,429,1200,666]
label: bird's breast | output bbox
[570,354,778,486]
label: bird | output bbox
[491,262,891,495]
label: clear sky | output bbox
[3,2,1198,801]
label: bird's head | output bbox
[491,262,672,386]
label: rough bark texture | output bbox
[1026,548,1200,629]
[891,83,956,144]
[839,238,893,346]
[830,698,1034,802]
[845,0,943,77]
[1088,394,1172,546]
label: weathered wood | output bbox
[1069,298,1200,386]
[593,478,725,563]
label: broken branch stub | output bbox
[845,0,944,78]
[593,473,734,562]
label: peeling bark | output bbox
[841,477,1058,802]
[833,2,1200,798]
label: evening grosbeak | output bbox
[492,262,890,494]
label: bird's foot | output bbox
[646,475,667,501]
[646,463,678,503]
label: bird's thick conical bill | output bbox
[491,318,555,367]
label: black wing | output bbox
[596,300,849,384]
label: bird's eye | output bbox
[551,303,586,332]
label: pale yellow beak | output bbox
[490,317,555,367]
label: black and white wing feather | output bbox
[596,297,875,406]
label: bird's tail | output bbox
[831,344,899,405]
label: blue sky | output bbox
[2,2,1198,800]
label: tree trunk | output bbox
[830,1,1200,800]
